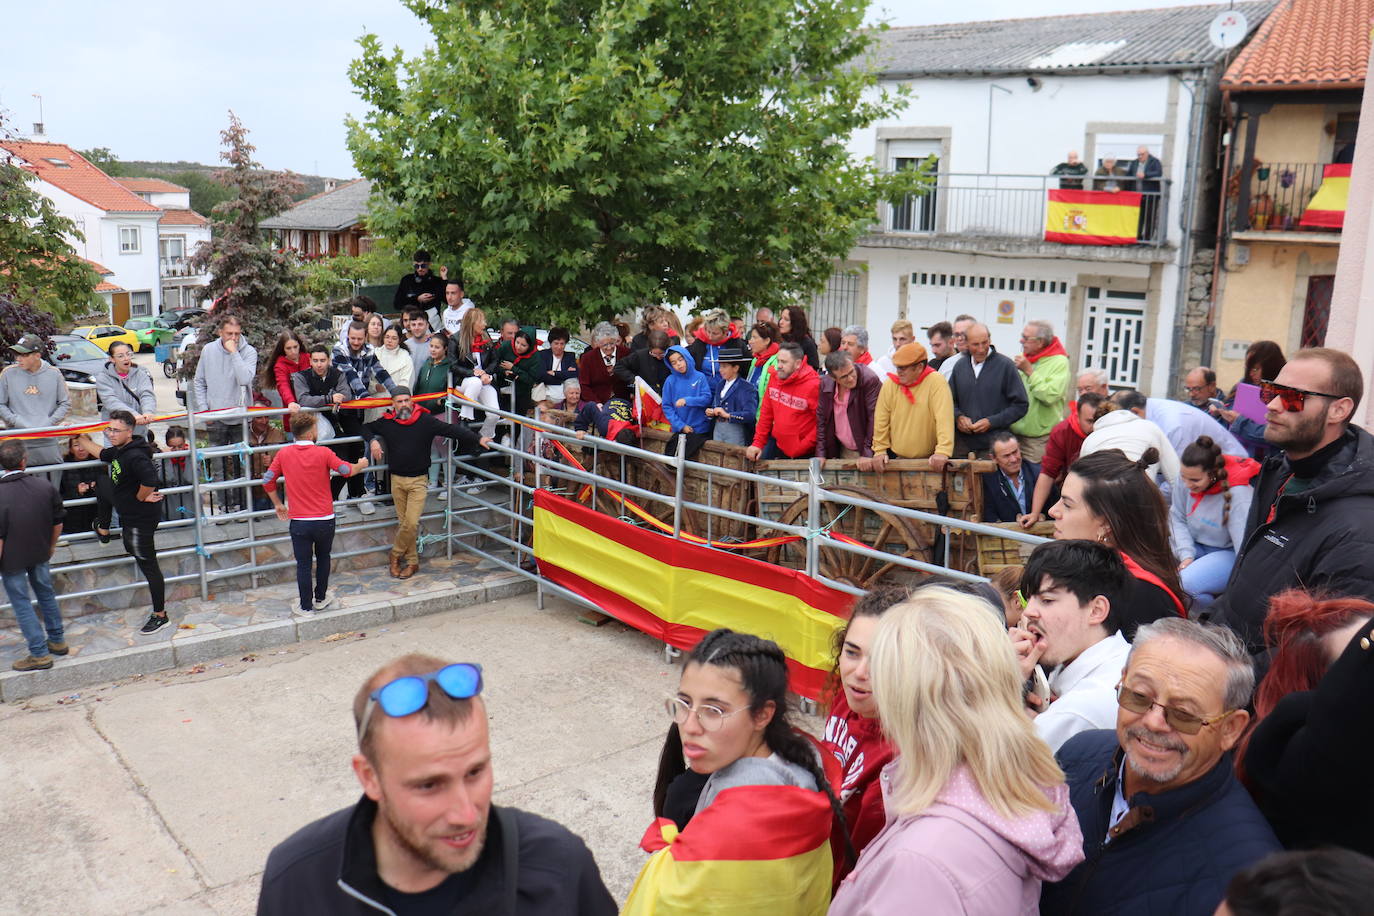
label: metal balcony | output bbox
[1228,160,1343,235]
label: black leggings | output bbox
[122,523,166,615]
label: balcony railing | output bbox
[160,256,200,278]
[1228,161,1342,234]
[879,172,1171,247]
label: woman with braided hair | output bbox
[1170,435,1261,609]
[623,629,847,914]
[1048,447,1189,635]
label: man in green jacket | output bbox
[1010,320,1070,463]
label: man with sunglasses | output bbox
[1209,348,1374,653]
[1041,618,1279,916]
[258,653,616,915]
[393,249,447,318]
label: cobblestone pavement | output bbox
[0,591,678,914]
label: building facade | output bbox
[115,178,213,312]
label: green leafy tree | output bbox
[299,241,412,303]
[184,113,322,376]
[347,0,914,329]
[1,141,104,326]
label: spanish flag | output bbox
[1300,164,1351,229]
[1044,189,1142,245]
[621,745,840,915]
[532,489,851,700]
[636,376,672,432]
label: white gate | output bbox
[1081,288,1146,389]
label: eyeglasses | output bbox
[1115,683,1235,735]
[357,663,483,739]
[665,696,747,732]
[1260,379,1346,413]
[1183,384,1211,393]
[832,368,857,382]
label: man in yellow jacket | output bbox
[863,342,954,472]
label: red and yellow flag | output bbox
[635,376,672,432]
[532,489,852,699]
[622,746,840,915]
[1044,189,1142,245]
[1300,163,1351,229]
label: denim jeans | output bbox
[3,562,64,658]
[1181,543,1236,610]
[289,519,335,611]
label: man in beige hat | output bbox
[862,341,954,472]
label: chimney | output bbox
[31,122,45,138]
[323,179,337,193]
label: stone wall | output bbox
[1176,245,1216,387]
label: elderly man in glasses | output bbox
[258,653,617,915]
[1208,347,1374,654]
[1040,618,1279,916]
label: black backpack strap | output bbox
[495,806,520,916]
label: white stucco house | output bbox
[820,2,1273,394]
[115,178,213,312]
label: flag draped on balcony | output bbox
[1299,164,1351,229]
[1044,189,1142,245]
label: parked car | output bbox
[71,323,141,354]
[167,325,198,381]
[157,307,208,330]
[46,334,110,386]
[124,316,177,351]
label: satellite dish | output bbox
[1208,9,1248,49]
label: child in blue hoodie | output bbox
[661,344,713,460]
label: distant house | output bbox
[0,140,162,323]
[825,2,1273,395]
[115,177,213,312]
[261,178,372,258]
[1209,0,1368,385]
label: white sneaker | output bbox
[294,605,315,618]
[312,590,337,612]
[437,488,448,501]
[359,500,376,516]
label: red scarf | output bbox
[1120,551,1186,617]
[887,366,935,404]
[1067,400,1085,437]
[382,404,429,425]
[855,350,873,366]
[753,342,780,367]
[512,347,537,366]
[1026,337,1068,365]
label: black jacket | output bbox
[60,456,106,533]
[614,348,670,395]
[1041,731,1280,916]
[449,339,498,385]
[393,272,446,311]
[257,796,616,916]
[980,462,1040,523]
[1243,621,1374,855]
[1210,426,1374,652]
[100,438,161,526]
[363,408,483,477]
[948,350,1028,455]
[0,471,64,573]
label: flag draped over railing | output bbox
[1044,189,1142,245]
[1300,163,1351,229]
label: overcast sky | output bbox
[2,0,1235,177]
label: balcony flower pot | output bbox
[1257,166,1271,181]
[1249,193,1275,230]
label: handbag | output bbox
[315,412,336,442]
[531,383,549,403]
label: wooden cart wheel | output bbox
[763,486,929,590]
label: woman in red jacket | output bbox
[822,584,906,886]
[265,329,310,411]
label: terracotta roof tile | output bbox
[80,257,114,276]
[94,280,123,292]
[1222,0,1373,90]
[159,208,209,226]
[115,176,190,193]
[0,141,160,213]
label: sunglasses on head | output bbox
[357,663,483,739]
[1260,379,1345,413]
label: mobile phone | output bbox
[1024,664,1051,705]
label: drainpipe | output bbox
[1203,89,1237,366]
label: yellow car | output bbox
[71,324,141,354]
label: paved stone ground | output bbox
[0,592,680,915]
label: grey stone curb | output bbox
[0,576,535,703]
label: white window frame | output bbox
[130,290,153,318]
[159,236,186,260]
[119,226,142,254]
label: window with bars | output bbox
[808,269,864,331]
[911,273,1069,295]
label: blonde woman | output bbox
[829,587,1084,915]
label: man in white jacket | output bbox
[1080,401,1180,489]
[1011,540,1133,752]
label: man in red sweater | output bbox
[263,412,368,615]
[1019,391,1104,529]
[745,342,820,460]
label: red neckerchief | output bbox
[1026,337,1069,364]
[512,347,537,366]
[1188,455,1262,514]
[1066,400,1084,437]
[753,342,780,367]
[1266,473,1295,524]
[382,404,429,425]
[170,456,186,470]
[886,366,935,404]
[1120,551,1186,617]
[855,350,873,366]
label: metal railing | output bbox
[0,391,503,616]
[159,256,201,278]
[1228,160,1340,233]
[880,171,1171,247]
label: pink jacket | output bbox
[828,763,1083,916]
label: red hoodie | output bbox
[823,691,895,885]
[274,353,310,408]
[751,360,820,457]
